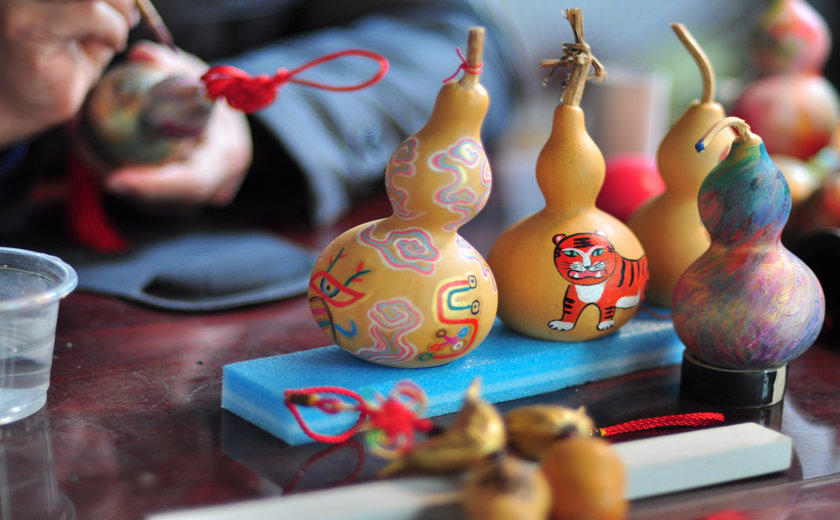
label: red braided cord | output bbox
[284,387,369,444]
[442,47,482,83]
[599,412,725,438]
[65,152,129,252]
[202,49,389,113]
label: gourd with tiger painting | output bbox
[627,23,734,308]
[487,9,648,342]
[307,28,497,367]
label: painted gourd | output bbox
[732,0,840,160]
[749,0,831,76]
[672,117,825,369]
[487,9,647,342]
[80,61,213,166]
[308,28,497,368]
[627,24,733,308]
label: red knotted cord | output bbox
[442,47,482,83]
[598,412,725,438]
[201,49,389,113]
[284,382,433,451]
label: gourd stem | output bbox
[540,8,605,107]
[563,9,592,107]
[695,116,753,153]
[460,27,484,87]
[672,23,715,104]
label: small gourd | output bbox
[307,28,497,367]
[627,24,733,308]
[487,9,647,341]
[672,117,825,370]
[79,61,214,167]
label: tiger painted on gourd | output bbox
[548,231,648,332]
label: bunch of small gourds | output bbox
[377,380,626,520]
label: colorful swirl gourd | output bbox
[672,117,825,369]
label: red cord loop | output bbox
[442,47,482,83]
[201,49,389,113]
[599,412,725,438]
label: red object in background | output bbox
[597,154,664,222]
[731,73,840,160]
[702,510,751,520]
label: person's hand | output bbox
[101,41,253,209]
[0,0,137,146]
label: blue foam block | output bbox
[222,309,684,445]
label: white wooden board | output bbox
[148,422,792,520]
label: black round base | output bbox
[679,351,787,409]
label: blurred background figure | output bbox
[1,0,838,238]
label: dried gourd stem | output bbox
[696,116,755,153]
[672,23,714,104]
[460,26,485,87]
[540,8,605,107]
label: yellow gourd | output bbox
[627,24,734,307]
[487,9,647,341]
[307,28,497,367]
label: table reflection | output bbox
[0,410,73,519]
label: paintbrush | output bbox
[135,0,176,51]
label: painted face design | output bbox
[553,232,617,286]
[309,247,371,342]
[549,231,648,332]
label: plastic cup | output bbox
[0,248,77,425]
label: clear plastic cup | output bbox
[0,248,77,424]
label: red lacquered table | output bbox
[7,191,840,520]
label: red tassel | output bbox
[65,153,129,253]
[202,49,389,114]
[284,381,433,454]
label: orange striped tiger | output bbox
[549,231,648,332]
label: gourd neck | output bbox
[537,105,604,212]
[697,117,791,247]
